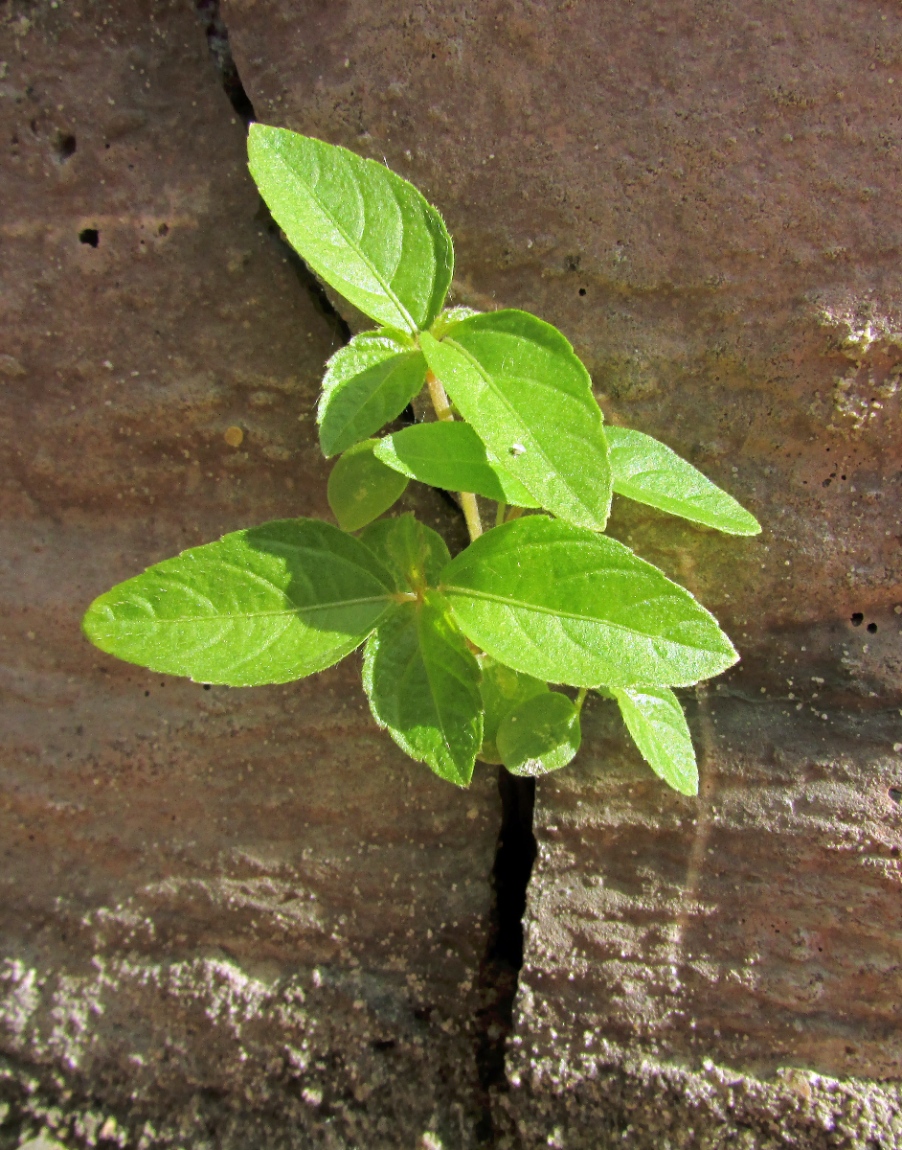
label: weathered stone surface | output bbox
[221,2,902,1144]
[224,0,902,705]
[0,3,497,1147]
[501,699,902,1145]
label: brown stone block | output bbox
[224,0,902,706]
[503,697,902,1145]
[0,3,498,1146]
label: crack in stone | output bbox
[194,11,541,1145]
[194,0,351,345]
[473,770,537,1144]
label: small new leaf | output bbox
[318,330,427,458]
[359,513,451,594]
[363,591,482,786]
[420,310,612,530]
[248,125,453,332]
[82,519,398,686]
[606,427,761,535]
[327,439,409,532]
[374,422,540,507]
[478,656,549,764]
[440,516,738,688]
[611,685,699,796]
[496,691,581,777]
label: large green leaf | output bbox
[496,691,581,777]
[327,439,409,532]
[359,513,450,594]
[82,519,399,686]
[478,656,549,764]
[606,427,761,536]
[363,591,482,786]
[440,516,738,688]
[248,125,453,333]
[420,311,612,530]
[612,685,698,796]
[318,330,427,458]
[374,422,540,507]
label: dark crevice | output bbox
[195,0,255,126]
[196,7,540,1143]
[194,0,351,345]
[473,770,537,1142]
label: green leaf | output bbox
[611,685,698,796]
[420,310,612,530]
[363,591,482,786]
[318,330,427,457]
[478,656,549,764]
[606,427,762,536]
[327,439,409,532]
[248,125,453,333]
[429,306,480,339]
[440,515,738,688]
[359,513,451,594]
[82,519,398,686]
[374,422,540,507]
[497,691,581,777]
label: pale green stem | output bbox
[575,687,588,712]
[425,369,483,540]
[495,501,507,528]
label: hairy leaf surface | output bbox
[248,125,453,332]
[478,656,549,764]
[374,422,540,506]
[363,591,482,786]
[612,685,698,796]
[420,311,612,530]
[497,691,581,777]
[606,427,761,535]
[440,516,738,687]
[82,519,398,686]
[327,439,409,532]
[318,330,426,457]
[359,513,450,594]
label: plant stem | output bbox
[425,369,483,539]
[575,687,588,712]
[426,370,455,423]
[495,501,507,528]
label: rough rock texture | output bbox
[501,700,902,1147]
[219,1,902,1146]
[0,2,498,1147]
[2,0,901,1147]
[224,0,902,704]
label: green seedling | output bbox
[83,126,761,795]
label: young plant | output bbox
[82,126,760,795]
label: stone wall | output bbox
[1,1,900,1147]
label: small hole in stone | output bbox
[158,222,170,237]
[890,846,900,858]
[578,287,586,296]
[56,132,76,161]
[866,622,877,634]
[79,227,99,247]
[203,684,212,690]
[888,787,902,804]
[850,612,863,626]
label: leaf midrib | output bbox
[287,150,417,332]
[441,584,724,653]
[103,594,396,627]
[442,335,602,519]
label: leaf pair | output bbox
[83,513,737,786]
